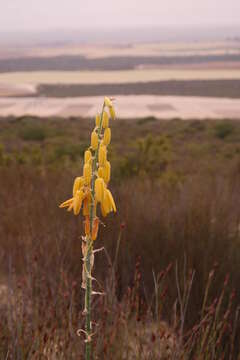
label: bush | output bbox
[19,125,47,141]
[214,122,234,139]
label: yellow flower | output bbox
[98,166,104,178]
[104,97,112,107]
[109,106,116,120]
[95,114,100,127]
[98,144,107,166]
[94,177,105,203]
[72,176,84,196]
[83,163,92,185]
[102,188,116,215]
[59,197,74,209]
[103,161,111,184]
[91,131,98,150]
[73,189,84,215]
[84,150,92,164]
[103,128,111,146]
[102,111,109,129]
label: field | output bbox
[0,115,240,358]
[1,37,240,358]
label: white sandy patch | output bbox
[0,83,36,96]
[0,68,240,86]
[0,95,239,119]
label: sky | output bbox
[1,0,240,32]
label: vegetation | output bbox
[0,115,240,358]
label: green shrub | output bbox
[19,125,47,141]
[214,122,234,139]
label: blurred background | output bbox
[1,1,240,358]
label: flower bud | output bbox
[98,166,104,178]
[103,161,111,183]
[103,128,111,146]
[95,114,100,127]
[83,196,90,216]
[72,176,84,196]
[91,131,98,150]
[84,216,90,236]
[95,178,104,203]
[73,190,84,215]
[98,144,107,166]
[102,111,109,129]
[83,163,92,185]
[92,217,100,240]
[84,150,92,164]
[104,97,112,108]
[109,106,116,120]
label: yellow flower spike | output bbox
[94,178,105,203]
[98,166,104,178]
[102,111,109,129]
[91,131,98,150]
[92,217,100,241]
[104,97,112,108]
[103,161,111,184]
[73,190,84,215]
[95,114,101,127]
[98,144,107,166]
[59,197,74,208]
[72,176,84,196]
[83,163,92,185]
[84,150,92,164]
[103,127,111,146]
[109,105,116,120]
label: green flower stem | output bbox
[85,104,105,360]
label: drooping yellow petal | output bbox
[102,111,109,129]
[106,189,117,212]
[72,176,84,196]
[102,188,111,215]
[91,131,98,150]
[73,190,84,215]
[109,105,116,120]
[103,128,111,146]
[59,197,74,208]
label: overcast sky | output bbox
[1,0,240,31]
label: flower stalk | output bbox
[59,97,116,359]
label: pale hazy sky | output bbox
[1,0,240,31]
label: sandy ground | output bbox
[0,83,36,96]
[1,69,240,86]
[0,95,239,119]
